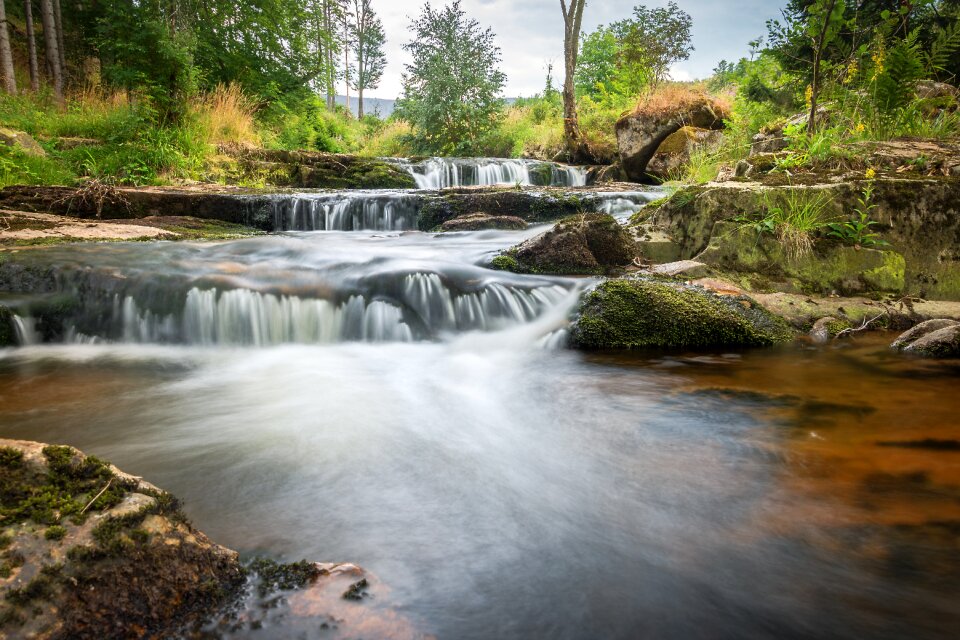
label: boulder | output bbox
[892,319,960,357]
[615,91,728,182]
[440,213,527,232]
[592,163,628,184]
[809,316,851,344]
[646,127,724,182]
[915,80,959,101]
[496,213,637,275]
[0,128,46,158]
[569,277,793,350]
[0,439,245,638]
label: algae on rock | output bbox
[570,277,794,350]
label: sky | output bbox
[361,0,791,100]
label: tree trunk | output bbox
[560,0,589,163]
[25,0,40,92]
[358,88,364,119]
[52,0,65,81]
[343,11,350,116]
[807,0,839,136]
[39,0,63,101]
[0,0,17,94]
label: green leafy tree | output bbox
[613,1,694,87]
[349,0,387,119]
[395,1,506,155]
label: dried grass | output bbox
[190,83,261,146]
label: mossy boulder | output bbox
[498,213,637,275]
[646,127,724,182]
[417,190,592,231]
[0,128,46,158]
[570,277,794,350]
[700,221,906,296]
[218,149,416,189]
[0,306,15,347]
[0,439,245,638]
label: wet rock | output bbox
[0,305,15,347]
[615,91,728,182]
[569,277,794,350]
[809,316,851,344]
[440,213,527,232]
[499,213,637,275]
[892,319,960,357]
[646,127,724,182]
[592,163,628,184]
[0,439,245,639]
[0,128,46,158]
[216,148,416,189]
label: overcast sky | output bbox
[361,0,790,100]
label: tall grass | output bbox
[189,83,260,147]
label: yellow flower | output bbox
[856,122,866,133]
[865,168,876,180]
[844,60,859,84]
[805,85,814,108]
[871,42,886,79]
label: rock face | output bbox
[0,128,46,157]
[440,213,527,232]
[498,213,637,275]
[210,148,416,189]
[645,127,724,182]
[645,178,960,300]
[0,439,245,639]
[569,277,793,350]
[615,92,728,182]
[0,306,16,347]
[699,221,906,296]
[892,319,960,357]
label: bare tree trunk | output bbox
[358,88,364,119]
[40,0,63,101]
[25,0,40,92]
[808,0,839,136]
[560,0,588,163]
[343,11,349,116]
[52,0,65,81]
[324,0,335,111]
[0,0,16,94]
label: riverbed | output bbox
[1,217,958,638]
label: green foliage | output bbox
[44,526,68,542]
[395,1,506,155]
[247,558,322,597]
[737,188,836,260]
[825,183,890,248]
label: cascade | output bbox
[395,157,588,189]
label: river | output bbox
[0,162,958,639]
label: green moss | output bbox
[5,572,57,606]
[247,558,321,597]
[490,254,522,273]
[44,526,67,542]
[0,448,23,468]
[570,278,794,350]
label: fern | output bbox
[925,21,960,76]
[875,30,925,114]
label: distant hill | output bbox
[335,95,396,118]
[334,95,521,119]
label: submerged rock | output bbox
[569,277,793,350]
[892,319,960,357]
[615,92,728,182]
[496,213,637,275]
[440,213,527,232]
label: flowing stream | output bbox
[1,178,958,639]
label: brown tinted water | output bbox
[1,335,958,639]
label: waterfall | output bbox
[269,192,422,232]
[396,158,588,189]
[53,275,572,347]
[11,315,40,346]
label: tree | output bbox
[612,2,693,87]
[575,27,619,97]
[349,0,386,119]
[39,0,62,101]
[560,0,588,162]
[24,0,39,92]
[395,1,506,155]
[0,0,16,94]
[805,0,846,134]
